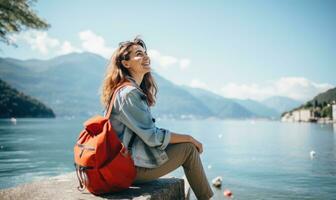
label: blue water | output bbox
[0,118,335,199]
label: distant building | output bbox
[301,109,315,122]
[292,110,300,121]
[281,112,294,122]
[293,109,315,122]
[281,109,315,122]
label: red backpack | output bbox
[74,82,136,194]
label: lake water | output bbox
[0,118,335,199]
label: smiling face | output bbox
[121,44,151,76]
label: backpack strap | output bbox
[105,82,133,119]
[105,81,137,153]
[127,133,136,153]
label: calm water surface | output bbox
[0,118,335,199]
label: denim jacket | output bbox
[108,77,171,168]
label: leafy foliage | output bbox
[0,0,50,46]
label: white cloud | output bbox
[78,30,113,58]
[190,79,208,89]
[57,41,81,55]
[159,55,178,67]
[11,30,82,57]
[148,49,177,68]
[10,30,190,67]
[147,49,160,59]
[274,77,333,101]
[179,59,190,70]
[12,30,60,54]
[220,77,333,101]
[148,49,190,70]
[13,30,114,58]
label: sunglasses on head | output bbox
[118,39,147,51]
[118,41,132,47]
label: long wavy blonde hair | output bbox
[100,37,157,108]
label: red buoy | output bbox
[224,189,233,198]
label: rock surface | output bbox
[0,172,186,200]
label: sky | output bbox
[2,0,336,101]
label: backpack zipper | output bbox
[76,143,95,158]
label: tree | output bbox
[304,102,313,109]
[321,106,332,118]
[0,0,50,46]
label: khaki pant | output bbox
[134,143,214,200]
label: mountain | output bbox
[234,99,280,118]
[152,75,213,118]
[286,87,336,113]
[308,87,336,106]
[261,96,302,114]
[0,79,55,118]
[0,52,292,119]
[0,52,107,117]
[0,53,215,118]
[181,86,254,118]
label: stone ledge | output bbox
[0,172,186,200]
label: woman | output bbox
[101,37,213,200]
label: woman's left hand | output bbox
[190,136,203,154]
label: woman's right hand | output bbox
[189,136,203,154]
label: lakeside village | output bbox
[281,101,336,123]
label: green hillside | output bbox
[308,87,336,106]
[0,79,55,118]
[283,87,336,118]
